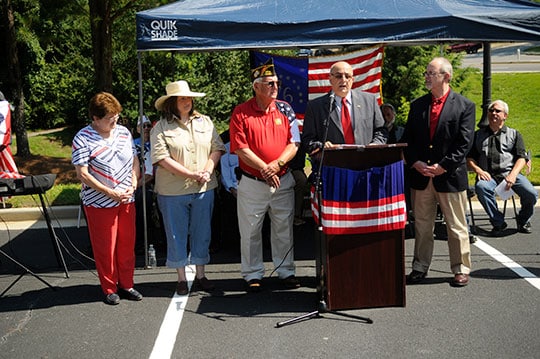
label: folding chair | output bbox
[467,184,518,234]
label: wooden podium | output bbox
[315,144,406,310]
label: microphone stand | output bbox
[276,93,372,328]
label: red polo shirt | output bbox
[230,97,292,179]
[429,89,450,140]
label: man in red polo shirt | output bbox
[230,59,301,292]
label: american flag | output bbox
[251,46,384,130]
[311,161,407,235]
[307,46,383,102]
[251,46,399,236]
[0,100,24,180]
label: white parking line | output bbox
[474,239,540,291]
[149,265,195,359]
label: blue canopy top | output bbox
[136,0,540,51]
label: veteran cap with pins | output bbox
[251,58,276,81]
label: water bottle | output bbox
[148,244,157,268]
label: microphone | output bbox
[323,93,335,130]
[328,93,335,114]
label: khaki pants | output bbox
[411,179,471,275]
[237,172,296,281]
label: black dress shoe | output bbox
[105,293,120,305]
[118,287,143,301]
[518,222,532,234]
[406,270,427,284]
[490,222,508,237]
[246,279,262,293]
[282,275,301,289]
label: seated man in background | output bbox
[467,100,538,236]
[380,103,404,144]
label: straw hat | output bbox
[154,81,205,111]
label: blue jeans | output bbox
[475,174,538,227]
[158,190,214,267]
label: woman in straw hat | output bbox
[151,80,225,295]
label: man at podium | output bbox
[302,60,387,157]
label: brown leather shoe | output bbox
[193,276,215,292]
[176,281,189,295]
[452,273,469,287]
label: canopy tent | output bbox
[134,0,540,265]
[136,0,540,51]
[135,0,540,124]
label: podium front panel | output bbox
[323,230,405,310]
[316,145,406,310]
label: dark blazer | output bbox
[402,89,475,192]
[301,90,387,153]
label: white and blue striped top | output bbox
[72,124,136,208]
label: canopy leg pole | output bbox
[137,52,149,269]
[479,42,491,128]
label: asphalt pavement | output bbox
[461,42,540,72]
[1,41,538,359]
[1,199,539,359]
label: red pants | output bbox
[85,203,136,295]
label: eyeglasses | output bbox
[423,71,445,77]
[143,124,152,129]
[260,80,281,88]
[102,113,120,121]
[488,108,504,114]
[331,72,354,80]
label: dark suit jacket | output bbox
[301,90,387,153]
[402,89,475,192]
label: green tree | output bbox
[381,45,473,125]
[1,0,478,145]
[134,51,252,131]
[0,0,31,157]
[27,0,93,130]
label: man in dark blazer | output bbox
[301,61,387,158]
[402,57,475,287]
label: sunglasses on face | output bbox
[260,80,281,88]
[488,108,503,114]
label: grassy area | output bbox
[26,127,76,157]
[3,183,81,208]
[6,128,80,208]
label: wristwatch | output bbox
[278,159,286,168]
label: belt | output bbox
[240,169,290,183]
[240,170,266,182]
